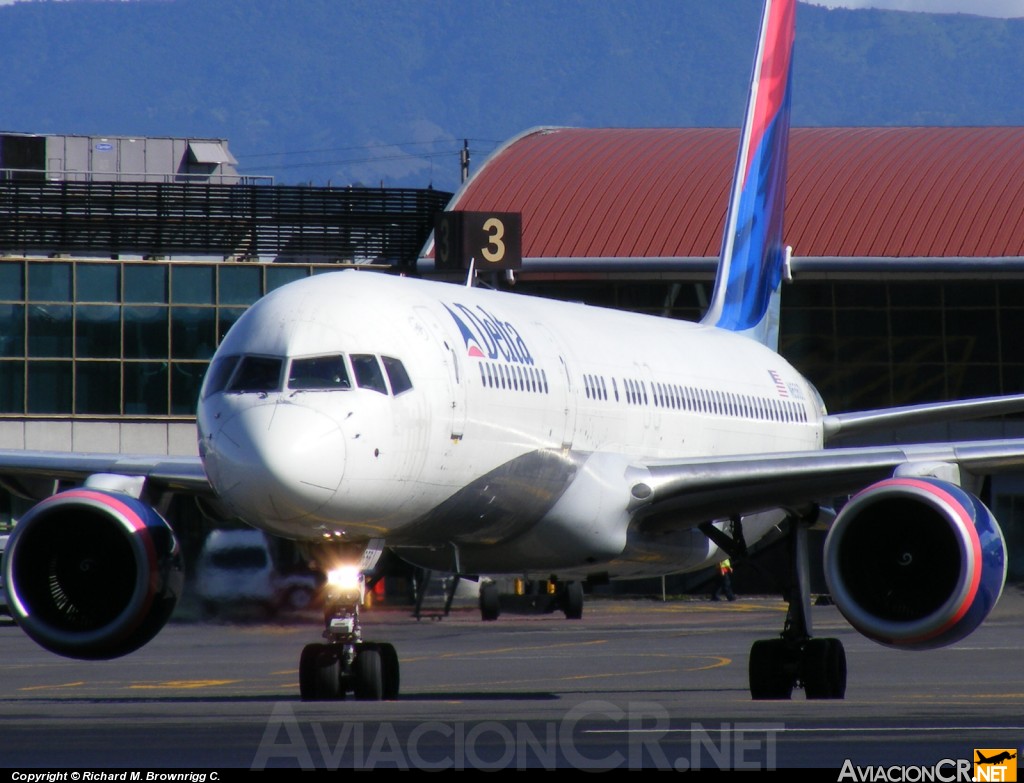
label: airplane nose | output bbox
[207,403,346,524]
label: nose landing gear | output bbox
[298,569,399,701]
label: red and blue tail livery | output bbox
[703,0,795,348]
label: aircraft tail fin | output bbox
[701,0,795,351]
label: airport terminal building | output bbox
[3,126,1024,576]
[0,132,450,456]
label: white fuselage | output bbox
[197,270,823,578]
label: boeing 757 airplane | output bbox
[2,0,1022,701]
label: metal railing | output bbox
[0,180,452,265]
[0,167,273,186]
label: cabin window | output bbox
[288,355,350,390]
[351,354,387,394]
[229,355,282,393]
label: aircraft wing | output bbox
[630,438,1024,532]
[0,450,210,498]
[822,393,1024,444]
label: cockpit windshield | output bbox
[288,355,351,390]
[351,354,388,394]
[206,352,413,397]
[202,354,240,399]
[382,356,413,395]
[228,356,283,393]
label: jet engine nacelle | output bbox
[3,488,183,659]
[823,477,1006,650]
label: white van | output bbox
[194,529,317,617]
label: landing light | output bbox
[325,565,363,604]
[327,565,361,590]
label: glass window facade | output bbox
[0,259,332,418]
[517,278,1024,415]
[779,280,1024,413]
[3,262,1024,420]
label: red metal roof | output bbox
[448,127,1024,259]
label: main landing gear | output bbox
[299,569,399,701]
[479,577,584,621]
[703,514,847,700]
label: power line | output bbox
[236,138,502,161]
[237,140,445,160]
[247,149,463,173]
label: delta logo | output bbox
[443,303,535,366]
[974,749,1017,782]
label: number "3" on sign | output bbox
[481,217,506,263]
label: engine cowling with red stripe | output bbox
[3,488,183,660]
[823,477,1006,650]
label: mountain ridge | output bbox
[2,0,1022,191]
